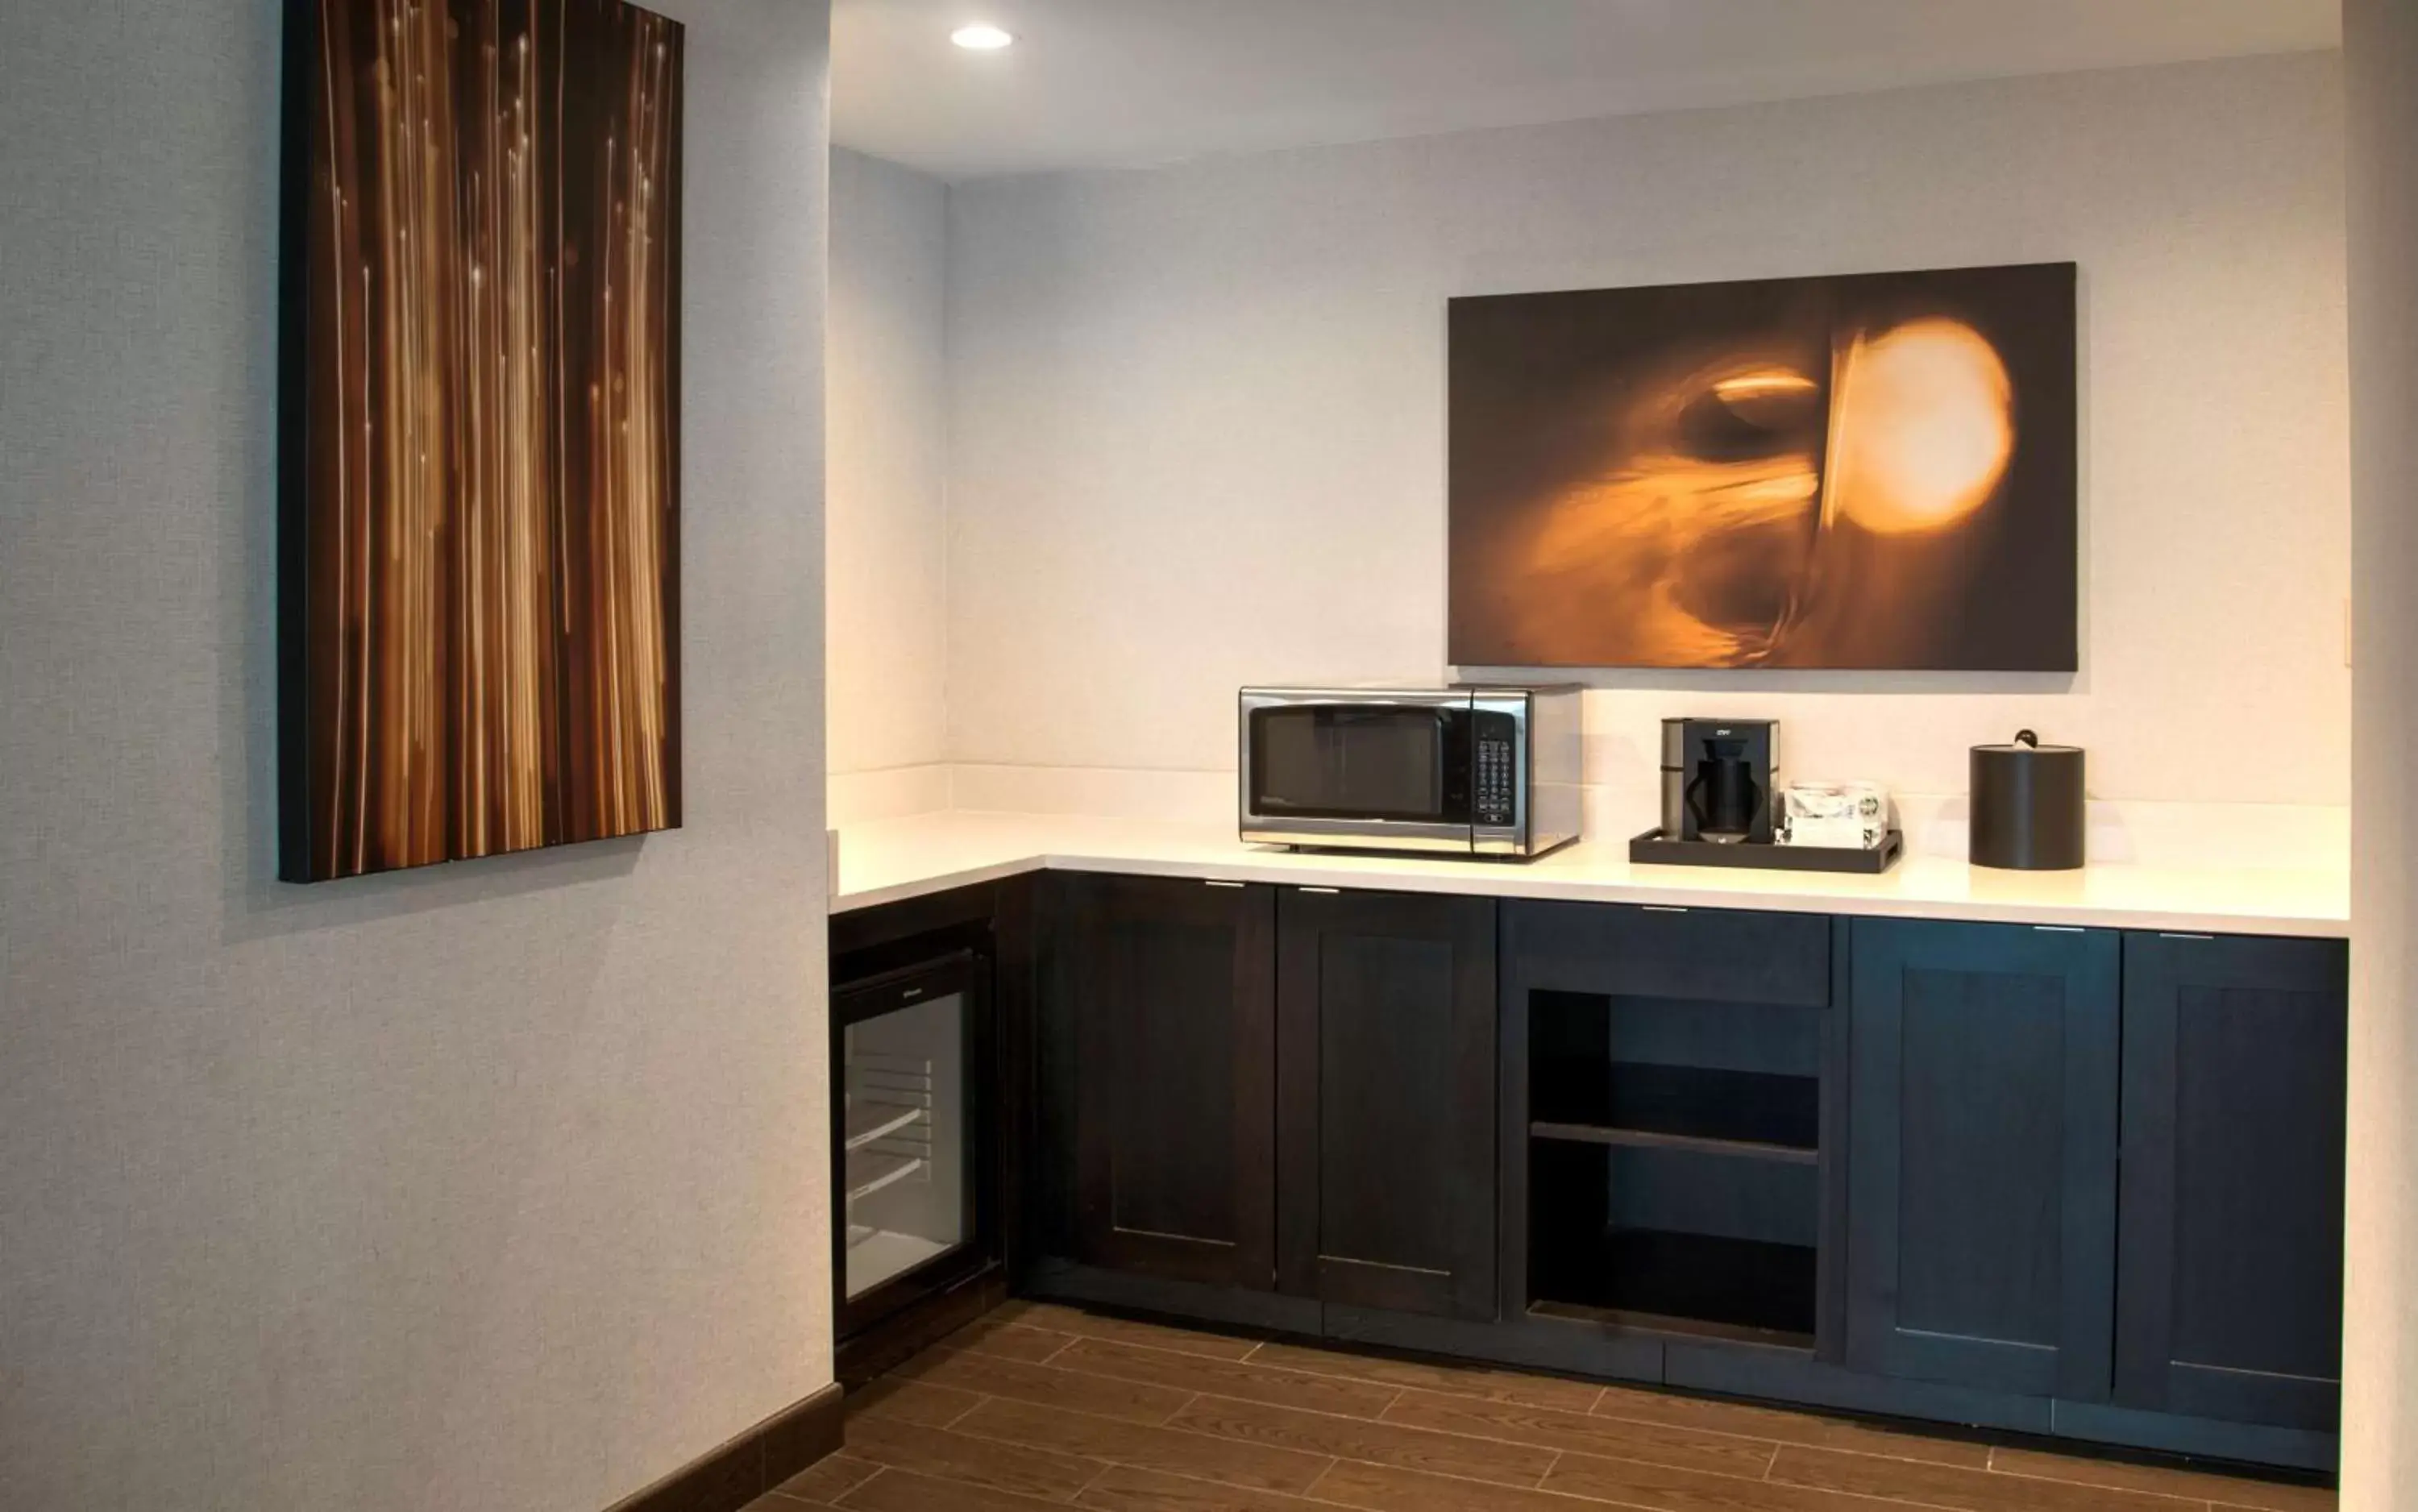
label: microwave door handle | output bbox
[1240,687,1473,712]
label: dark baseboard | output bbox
[837,1265,1009,1386]
[603,1381,845,1512]
[1025,1258,1323,1336]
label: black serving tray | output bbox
[1628,828,1905,875]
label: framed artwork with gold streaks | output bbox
[1448,263,2077,671]
[279,0,683,882]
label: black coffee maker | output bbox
[1660,717,1780,845]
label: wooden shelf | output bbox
[1528,1296,1815,1352]
[1530,1120,1818,1165]
[1531,1227,1818,1343]
[1528,1130,1820,1344]
[1532,1059,1820,1152]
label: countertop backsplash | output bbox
[830,761,2348,874]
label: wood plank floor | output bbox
[751,1302,2337,1512]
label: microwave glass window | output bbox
[1252,705,1457,820]
[842,992,968,1302]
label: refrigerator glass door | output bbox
[841,990,968,1302]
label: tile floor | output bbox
[750,1301,2336,1511]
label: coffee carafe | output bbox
[1660,718,1780,845]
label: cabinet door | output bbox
[1847,919,2121,1400]
[1054,874,1277,1289]
[1278,887,1498,1319]
[2117,933,2346,1430]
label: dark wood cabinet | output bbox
[1503,900,1838,1350]
[1505,899,1832,1009]
[2116,932,2347,1430]
[1277,887,1498,1320]
[1047,874,1278,1289]
[979,869,2349,1471]
[1846,919,2121,1401]
[1041,875,1501,1314]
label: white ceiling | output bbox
[831,0,2339,181]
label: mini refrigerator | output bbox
[831,949,994,1346]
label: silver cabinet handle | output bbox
[1203,879,1246,889]
[2034,924,2086,933]
[1298,886,1342,895]
[2158,932,2216,941]
[1642,904,1689,914]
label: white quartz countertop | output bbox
[832,811,2349,938]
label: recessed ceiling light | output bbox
[950,23,1015,51]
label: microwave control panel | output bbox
[1475,712,1519,828]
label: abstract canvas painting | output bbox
[1448,264,2076,671]
[280,0,683,882]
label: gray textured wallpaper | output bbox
[0,2,833,1508]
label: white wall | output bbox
[0,2,834,1510]
[942,54,2349,823]
[829,147,950,817]
[2343,2,2418,1505]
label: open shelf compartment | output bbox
[1527,986,1826,1345]
[1529,1136,1819,1345]
[1531,989,1821,1156]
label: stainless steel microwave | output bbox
[1238,685,1581,858]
